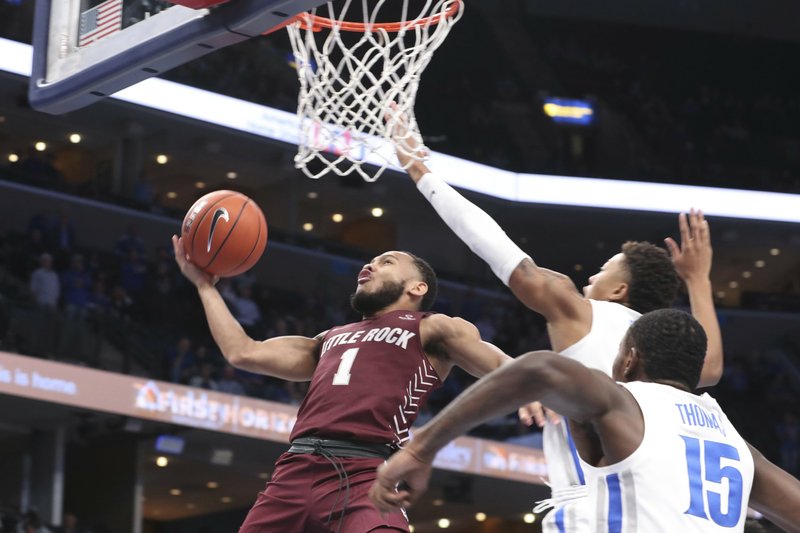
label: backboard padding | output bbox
[29,0,324,114]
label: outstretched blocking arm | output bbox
[369,351,638,511]
[402,156,590,330]
[664,210,723,387]
[747,443,800,532]
[172,236,319,381]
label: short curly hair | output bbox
[621,241,679,314]
[625,308,707,390]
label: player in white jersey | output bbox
[370,310,800,532]
[540,299,641,493]
[389,113,724,529]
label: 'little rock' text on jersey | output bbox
[320,327,417,356]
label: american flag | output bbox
[78,0,124,47]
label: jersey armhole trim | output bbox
[582,383,650,476]
[418,312,444,383]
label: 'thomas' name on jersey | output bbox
[290,310,441,447]
[581,382,754,532]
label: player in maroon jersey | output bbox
[173,236,511,533]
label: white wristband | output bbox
[417,172,529,285]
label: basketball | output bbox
[181,190,268,278]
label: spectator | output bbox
[83,252,105,281]
[114,225,145,258]
[27,212,49,237]
[87,279,112,315]
[260,377,291,403]
[61,254,92,317]
[227,285,262,336]
[217,278,237,304]
[285,380,309,406]
[217,365,245,396]
[29,253,59,309]
[144,251,179,324]
[108,285,134,322]
[150,260,176,297]
[131,174,156,210]
[722,361,750,394]
[119,249,147,296]
[193,343,212,368]
[16,509,51,533]
[188,361,219,391]
[165,336,195,383]
[12,227,51,280]
[46,209,76,259]
[473,312,497,343]
[459,289,484,322]
[52,512,88,533]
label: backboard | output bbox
[29,0,324,114]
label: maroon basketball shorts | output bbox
[239,451,409,532]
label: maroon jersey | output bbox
[290,310,441,447]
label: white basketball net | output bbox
[286,0,463,181]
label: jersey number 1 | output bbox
[332,348,359,386]
[681,435,744,527]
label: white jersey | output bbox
[541,300,640,533]
[581,382,754,532]
[559,299,641,375]
[544,300,641,488]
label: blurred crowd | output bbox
[0,508,97,533]
[527,18,800,192]
[0,199,798,481]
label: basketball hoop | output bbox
[282,0,464,181]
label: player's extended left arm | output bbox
[747,442,800,532]
[409,352,615,463]
[371,352,619,510]
[405,159,530,287]
[664,210,723,387]
[391,114,589,326]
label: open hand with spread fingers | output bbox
[664,208,712,283]
[385,102,429,178]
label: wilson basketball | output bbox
[181,190,268,278]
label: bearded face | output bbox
[350,279,407,316]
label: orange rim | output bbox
[289,0,461,33]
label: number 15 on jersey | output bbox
[681,436,745,527]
